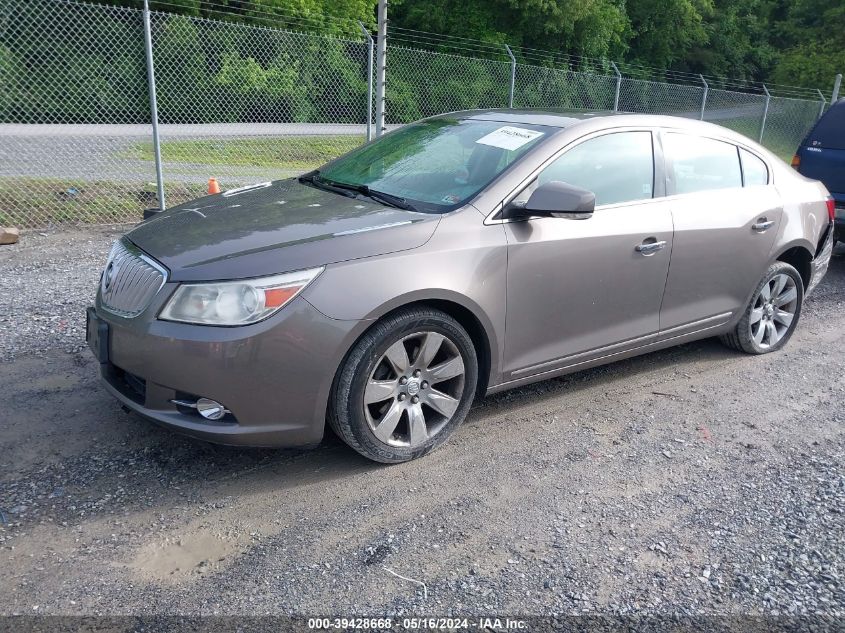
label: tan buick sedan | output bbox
[88,110,834,462]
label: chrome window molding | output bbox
[483,125,661,226]
[658,128,773,197]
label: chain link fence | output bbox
[512,65,617,110]
[763,96,826,161]
[148,10,371,212]
[1,0,156,226]
[1,0,831,229]
[385,46,511,123]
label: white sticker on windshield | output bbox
[476,126,544,151]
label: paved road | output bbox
[0,229,843,621]
[0,105,805,187]
[0,123,382,138]
[0,124,389,185]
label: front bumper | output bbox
[834,206,845,242]
[88,292,362,447]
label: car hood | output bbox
[127,179,440,282]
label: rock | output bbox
[0,227,20,245]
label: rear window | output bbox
[740,149,769,186]
[664,133,742,194]
[807,102,845,149]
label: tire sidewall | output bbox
[334,310,478,463]
[741,262,804,354]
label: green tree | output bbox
[391,0,630,60]
[686,0,776,79]
[768,0,845,90]
[625,0,712,69]
[0,45,24,120]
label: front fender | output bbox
[301,208,508,386]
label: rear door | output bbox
[799,101,845,206]
[659,132,782,332]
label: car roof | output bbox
[433,108,775,154]
[437,108,744,132]
[440,109,613,128]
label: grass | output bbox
[5,125,802,229]
[0,178,205,229]
[716,116,808,163]
[4,136,364,228]
[762,137,802,164]
[128,128,798,170]
[125,135,365,170]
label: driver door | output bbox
[502,130,673,380]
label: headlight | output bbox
[159,267,324,326]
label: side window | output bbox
[523,131,654,207]
[664,133,742,194]
[740,148,769,186]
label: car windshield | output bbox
[315,118,554,213]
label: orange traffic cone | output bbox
[208,177,220,195]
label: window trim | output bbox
[738,146,770,187]
[659,129,772,199]
[485,126,664,225]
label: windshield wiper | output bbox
[298,172,357,199]
[356,186,417,211]
[301,172,416,211]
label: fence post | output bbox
[610,61,621,112]
[833,74,842,103]
[504,44,516,108]
[374,0,387,137]
[816,89,827,119]
[142,0,165,210]
[758,84,771,144]
[699,74,708,121]
[359,21,374,142]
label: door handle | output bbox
[752,218,775,232]
[635,240,667,255]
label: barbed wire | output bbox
[68,0,365,35]
[389,26,823,100]
[63,0,827,99]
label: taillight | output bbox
[791,154,801,169]
[827,197,836,223]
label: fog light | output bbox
[196,398,228,420]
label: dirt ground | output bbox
[0,230,843,622]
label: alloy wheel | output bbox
[749,273,798,349]
[363,331,466,448]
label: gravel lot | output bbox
[0,229,843,623]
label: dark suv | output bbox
[795,98,845,241]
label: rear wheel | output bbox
[720,261,803,354]
[329,307,478,463]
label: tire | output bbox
[329,307,478,463]
[720,261,804,355]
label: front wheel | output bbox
[720,261,803,354]
[329,307,478,463]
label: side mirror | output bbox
[511,180,596,219]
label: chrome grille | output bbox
[99,238,167,318]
